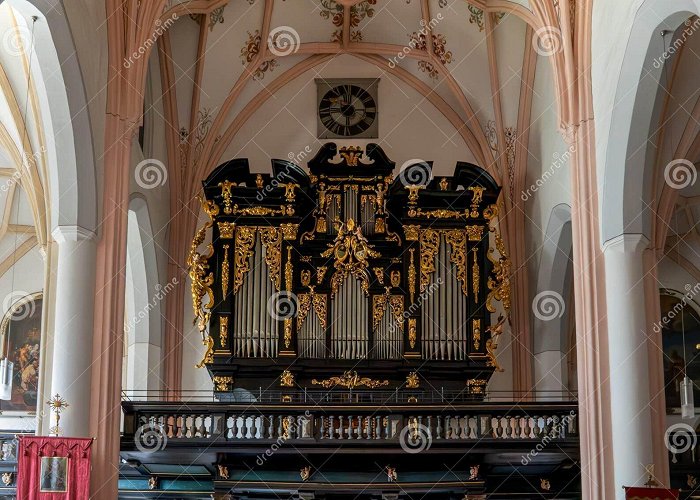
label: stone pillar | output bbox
[49,226,96,437]
[603,234,654,496]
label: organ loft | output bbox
[119,143,580,499]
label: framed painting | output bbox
[0,292,42,412]
[39,456,69,492]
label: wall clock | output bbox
[316,78,379,139]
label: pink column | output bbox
[569,120,616,499]
[88,115,133,498]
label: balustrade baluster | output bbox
[435,416,443,439]
[459,416,468,439]
[250,416,257,439]
[338,415,344,439]
[329,416,335,440]
[319,416,326,439]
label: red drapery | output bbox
[624,486,680,500]
[17,436,93,500]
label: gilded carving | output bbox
[218,222,234,239]
[406,371,419,388]
[301,269,312,286]
[403,225,420,241]
[297,289,328,330]
[213,375,233,391]
[218,180,236,214]
[472,318,481,351]
[280,370,295,387]
[389,295,404,325]
[408,248,416,303]
[405,184,424,204]
[280,183,294,204]
[259,227,283,291]
[472,248,480,304]
[340,146,363,166]
[256,174,264,188]
[321,219,380,297]
[221,245,230,297]
[280,223,298,240]
[439,177,449,190]
[390,270,401,288]
[311,370,389,389]
[483,203,498,221]
[372,293,389,330]
[233,226,256,294]
[409,207,466,219]
[231,204,285,216]
[467,378,487,394]
[445,230,468,296]
[486,229,511,313]
[219,315,229,348]
[285,247,293,290]
[485,315,505,372]
[373,267,385,285]
[195,336,214,368]
[188,196,218,333]
[408,317,417,349]
[419,229,440,292]
[284,318,293,348]
[466,225,483,241]
[468,186,484,216]
[218,465,229,480]
[317,266,328,284]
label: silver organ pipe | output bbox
[331,277,369,359]
[233,235,279,358]
[422,234,468,361]
[298,307,325,359]
[371,296,403,360]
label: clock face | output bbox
[318,84,377,137]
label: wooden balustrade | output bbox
[124,403,578,446]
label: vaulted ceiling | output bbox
[153,0,567,202]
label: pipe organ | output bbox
[189,143,510,395]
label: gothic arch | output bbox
[598,0,700,243]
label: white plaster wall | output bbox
[222,55,479,174]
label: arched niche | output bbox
[533,203,574,398]
[124,196,163,395]
[598,0,700,242]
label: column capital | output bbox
[51,225,96,243]
[602,233,649,254]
